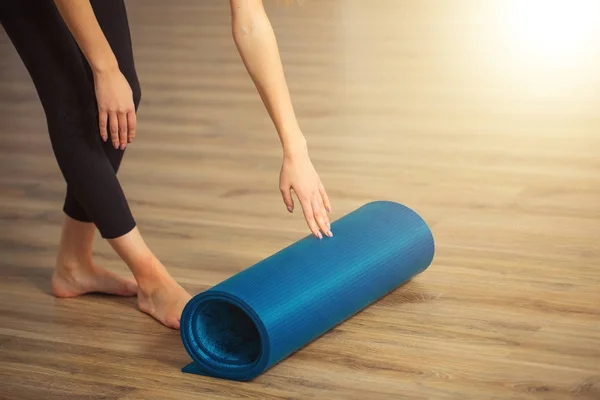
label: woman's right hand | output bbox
[93,66,136,150]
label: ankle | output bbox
[132,257,175,292]
[55,254,94,273]
[57,243,94,269]
[58,217,95,260]
[52,261,88,289]
[104,227,178,294]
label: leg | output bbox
[1,1,138,297]
[55,0,144,293]
[53,0,144,297]
[52,215,138,298]
[62,0,142,225]
[0,1,136,240]
[90,0,190,329]
[1,0,190,329]
[54,0,143,286]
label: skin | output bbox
[230,0,332,238]
[49,0,333,330]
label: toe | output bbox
[166,316,181,330]
[151,313,179,330]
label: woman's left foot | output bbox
[52,261,138,298]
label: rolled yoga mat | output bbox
[180,201,435,381]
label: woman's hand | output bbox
[280,146,333,239]
[93,66,136,150]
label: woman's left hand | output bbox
[279,146,333,239]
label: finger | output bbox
[127,111,136,143]
[109,112,119,149]
[98,111,108,142]
[312,193,332,237]
[280,185,294,213]
[118,112,128,150]
[314,190,330,229]
[300,198,322,239]
[318,192,332,233]
[319,182,332,213]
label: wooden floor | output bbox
[2,1,600,399]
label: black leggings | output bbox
[1,0,140,239]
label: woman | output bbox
[0,0,333,330]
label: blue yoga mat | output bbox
[180,201,435,381]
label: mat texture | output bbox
[180,201,435,381]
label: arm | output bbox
[53,0,136,149]
[229,0,303,151]
[53,0,117,73]
[230,0,333,239]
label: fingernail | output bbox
[317,232,323,239]
[114,142,119,149]
[328,231,334,237]
[120,144,126,150]
[102,136,107,142]
[287,206,293,213]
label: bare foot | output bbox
[52,262,138,298]
[137,275,192,330]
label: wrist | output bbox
[90,53,119,75]
[282,130,308,159]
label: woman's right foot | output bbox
[105,227,192,330]
[137,274,192,330]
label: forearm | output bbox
[53,0,117,73]
[230,1,306,154]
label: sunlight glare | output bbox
[510,0,600,64]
